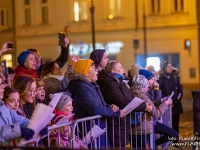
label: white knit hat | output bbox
[55,94,73,111]
[132,75,149,90]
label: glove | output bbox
[40,125,48,137]
[20,127,34,141]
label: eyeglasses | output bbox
[89,68,98,72]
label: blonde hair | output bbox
[105,60,119,73]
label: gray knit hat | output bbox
[132,75,149,90]
[130,64,143,77]
[55,94,73,111]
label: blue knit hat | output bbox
[17,50,32,67]
[90,49,105,67]
[139,69,154,80]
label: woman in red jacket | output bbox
[14,50,39,80]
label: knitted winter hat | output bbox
[132,75,149,90]
[129,64,143,77]
[35,78,45,88]
[73,59,94,76]
[90,49,105,67]
[56,94,73,111]
[17,50,33,67]
[139,69,155,80]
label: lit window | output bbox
[2,54,12,68]
[0,8,7,26]
[147,57,160,71]
[173,0,184,12]
[150,0,160,14]
[74,1,88,22]
[108,0,122,19]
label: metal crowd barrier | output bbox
[47,121,73,148]
[45,107,172,149]
[158,104,173,149]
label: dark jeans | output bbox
[155,121,178,145]
[172,114,180,144]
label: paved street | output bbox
[166,89,194,150]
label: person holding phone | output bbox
[0,42,13,56]
[29,34,70,77]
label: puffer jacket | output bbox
[0,100,29,146]
[97,70,146,146]
[68,75,120,148]
[131,89,169,135]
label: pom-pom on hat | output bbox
[132,75,149,90]
[139,69,155,80]
[56,94,73,111]
[90,49,105,67]
[73,59,94,76]
[17,50,33,67]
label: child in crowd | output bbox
[12,75,37,119]
[2,86,21,114]
[50,94,88,149]
[0,74,34,146]
[34,78,47,105]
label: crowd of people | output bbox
[0,37,183,149]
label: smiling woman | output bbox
[14,50,39,80]
[13,75,36,119]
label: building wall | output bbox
[7,0,200,86]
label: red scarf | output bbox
[14,65,39,80]
[53,109,74,123]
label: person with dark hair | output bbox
[29,36,70,77]
[90,49,109,71]
[40,56,78,104]
[3,86,20,113]
[158,61,183,145]
[14,50,39,80]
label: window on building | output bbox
[24,0,30,5]
[24,8,31,25]
[74,0,88,22]
[2,54,13,68]
[24,0,31,25]
[0,8,7,26]
[174,0,184,12]
[41,0,49,24]
[150,0,160,14]
[147,57,160,71]
[108,0,122,19]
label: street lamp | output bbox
[143,0,147,66]
[88,0,95,51]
